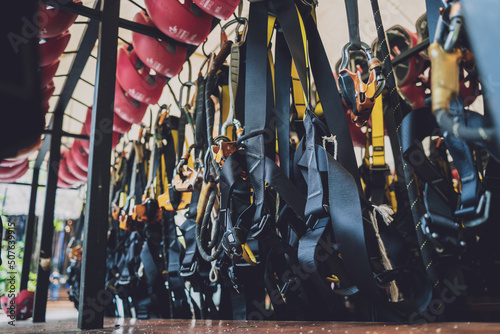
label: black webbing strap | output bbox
[244,1,269,225]
[194,76,208,155]
[274,31,292,177]
[370,0,440,290]
[163,210,191,318]
[303,15,362,189]
[344,0,361,48]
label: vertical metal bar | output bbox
[77,0,120,329]
[20,168,40,291]
[32,96,64,324]
[32,4,100,323]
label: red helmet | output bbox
[58,152,81,185]
[144,0,212,45]
[400,83,426,110]
[114,81,148,124]
[193,0,240,20]
[41,81,55,107]
[1,290,35,320]
[39,31,71,67]
[0,158,29,180]
[371,25,425,88]
[58,179,73,188]
[37,1,80,38]
[84,107,132,135]
[0,157,27,168]
[80,126,120,154]
[460,71,480,107]
[7,137,43,161]
[39,60,60,88]
[65,149,87,182]
[116,46,166,105]
[132,11,188,78]
[70,140,89,171]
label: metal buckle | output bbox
[455,190,491,228]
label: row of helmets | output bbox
[58,0,241,188]
[0,1,81,183]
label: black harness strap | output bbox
[344,0,361,48]
[244,1,269,226]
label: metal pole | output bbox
[20,167,39,291]
[78,0,120,329]
[32,5,100,323]
[32,90,64,324]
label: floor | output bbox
[2,303,500,334]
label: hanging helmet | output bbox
[65,149,87,182]
[70,140,89,171]
[371,25,425,88]
[80,125,120,154]
[6,137,43,161]
[84,106,132,135]
[144,0,212,45]
[459,71,480,107]
[114,81,148,125]
[193,0,240,20]
[39,60,60,88]
[37,1,80,38]
[0,157,26,168]
[116,46,166,105]
[41,81,55,108]
[132,11,188,78]
[58,178,73,188]
[59,152,81,185]
[39,31,71,67]
[0,158,29,181]
[400,83,427,110]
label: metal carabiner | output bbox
[338,42,386,127]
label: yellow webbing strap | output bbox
[220,84,233,140]
[291,5,310,119]
[371,95,385,167]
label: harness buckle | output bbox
[180,260,198,277]
[455,190,491,228]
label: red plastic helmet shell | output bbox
[37,1,80,38]
[80,126,120,154]
[116,46,166,105]
[0,158,29,180]
[39,31,71,67]
[58,153,81,185]
[6,137,43,161]
[65,150,87,181]
[400,83,426,110]
[70,140,89,171]
[58,179,74,188]
[460,72,480,107]
[84,107,132,135]
[132,11,188,78]
[1,290,35,320]
[144,0,213,45]
[193,0,240,20]
[114,81,148,125]
[42,81,55,107]
[0,157,27,168]
[39,60,60,88]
